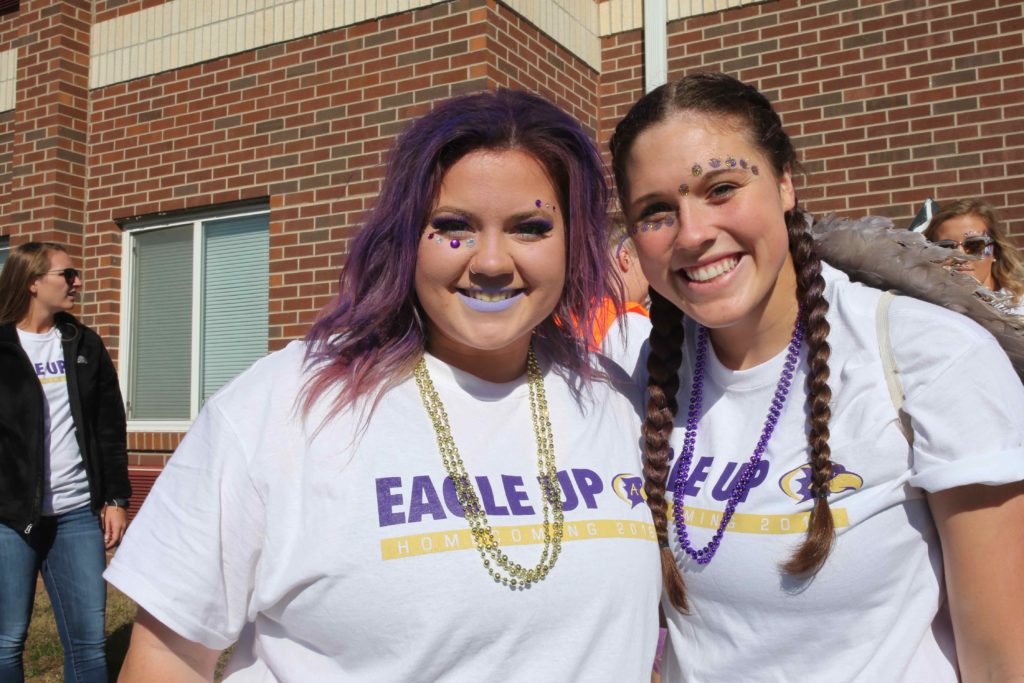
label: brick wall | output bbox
[94,0,168,24]
[0,0,91,251]
[599,0,1024,239]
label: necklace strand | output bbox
[414,348,564,589]
[671,314,803,565]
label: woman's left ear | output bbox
[778,165,796,212]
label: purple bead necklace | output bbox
[671,313,803,565]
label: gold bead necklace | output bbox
[414,347,564,590]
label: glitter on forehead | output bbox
[535,199,542,207]
[691,163,702,177]
[725,156,737,168]
[709,158,722,169]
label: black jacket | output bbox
[0,313,131,532]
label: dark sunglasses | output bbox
[931,235,994,257]
[41,268,82,285]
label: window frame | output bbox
[119,207,270,432]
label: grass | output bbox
[23,584,135,683]
[24,584,231,682]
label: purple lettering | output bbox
[442,477,465,518]
[555,470,578,511]
[710,461,771,502]
[56,360,66,374]
[408,475,446,523]
[34,363,45,375]
[45,361,60,375]
[684,456,714,496]
[572,468,603,509]
[375,477,405,527]
[476,476,508,515]
[502,475,534,515]
[711,462,740,501]
[736,461,769,503]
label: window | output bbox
[0,1,17,17]
[0,235,8,270]
[121,208,270,429]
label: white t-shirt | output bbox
[659,264,1024,682]
[601,310,652,383]
[106,344,661,682]
[17,327,90,515]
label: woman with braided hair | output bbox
[610,72,1024,681]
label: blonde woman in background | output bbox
[925,198,1024,314]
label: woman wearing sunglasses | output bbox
[107,89,660,681]
[0,242,131,682]
[924,198,1024,315]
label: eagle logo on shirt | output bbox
[611,474,647,508]
[778,463,863,503]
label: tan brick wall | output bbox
[598,0,1024,238]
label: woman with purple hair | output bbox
[106,89,661,681]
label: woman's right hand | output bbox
[118,608,222,682]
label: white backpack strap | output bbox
[876,291,914,444]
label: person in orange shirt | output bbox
[593,219,652,378]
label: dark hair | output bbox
[609,72,835,611]
[303,88,612,418]
[0,242,69,325]
[924,198,1024,304]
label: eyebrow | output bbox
[627,168,739,216]
[430,206,551,223]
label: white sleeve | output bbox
[892,305,1024,492]
[104,402,265,650]
[601,312,652,386]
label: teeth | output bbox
[464,290,516,302]
[685,256,739,283]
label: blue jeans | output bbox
[0,506,108,683]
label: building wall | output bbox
[597,0,1024,235]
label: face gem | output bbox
[450,239,461,249]
[466,239,476,247]
[678,183,689,196]
[709,158,722,169]
[739,158,748,169]
[751,165,759,176]
[725,156,737,168]
[427,233,434,240]
[691,163,703,177]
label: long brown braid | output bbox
[782,207,835,575]
[610,73,838,610]
[642,289,687,609]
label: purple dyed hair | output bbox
[302,88,613,417]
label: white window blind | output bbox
[0,236,9,270]
[123,208,269,424]
[201,214,269,404]
[128,224,193,420]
